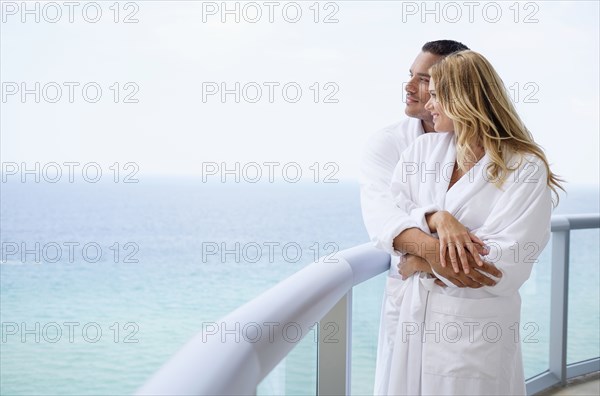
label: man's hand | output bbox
[397,254,433,280]
[391,227,498,288]
[429,251,502,288]
[399,252,503,288]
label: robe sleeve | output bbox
[433,155,553,296]
[360,126,422,255]
[373,139,441,255]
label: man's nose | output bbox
[405,78,417,94]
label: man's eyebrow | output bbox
[409,70,430,78]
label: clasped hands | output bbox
[398,211,502,288]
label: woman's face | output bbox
[424,78,454,132]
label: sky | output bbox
[1,0,599,186]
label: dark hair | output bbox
[422,40,469,56]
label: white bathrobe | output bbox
[359,118,425,393]
[360,118,425,248]
[375,132,552,395]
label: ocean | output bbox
[1,180,598,395]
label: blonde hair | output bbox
[429,50,564,205]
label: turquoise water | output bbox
[1,180,598,395]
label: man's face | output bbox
[405,51,443,124]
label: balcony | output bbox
[137,214,600,395]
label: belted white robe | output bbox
[374,132,552,395]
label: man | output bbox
[360,40,469,250]
[359,40,501,394]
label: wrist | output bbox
[426,211,445,233]
[425,212,436,233]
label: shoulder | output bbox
[493,152,552,206]
[402,131,454,158]
[414,130,453,145]
[505,152,549,186]
[367,118,424,150]
[362,119,424,166]
[380,118,423,136]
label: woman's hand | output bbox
[426,211,488,274]
[397,254,432,280]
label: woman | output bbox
[376,50,563,395]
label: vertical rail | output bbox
[549,218,571,387]
[317,291,352,396]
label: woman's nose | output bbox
[424,98,433,110]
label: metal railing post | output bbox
[317,291,352,396]
[549,217,571,387]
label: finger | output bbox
[447,276,466,288]
[474,243,488,256]
[456,244,470,274]
[469,232,485,247]
[447,243,460,273]
[482,245,490,255]
[458,273,482,288]
[469,232,489,255]
[469,269,497,287]
[439,243,447,268]
[434,279,447,287]
[466,242,484,267]
[480,262,502,278]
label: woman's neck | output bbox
[470,143,485,161]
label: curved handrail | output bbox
[136,243,390,395]
[137,214,600,396]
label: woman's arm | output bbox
[393,228,501,287]
[425,211,488,273]
[427,156,552,295]
[475,158,552,296]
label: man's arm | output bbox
[393,228,501,287]
[392,227,437,260]
[359,125,409,240]
[399,253,501,288]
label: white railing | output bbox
[136,214,600,396]
[526,214,600,394]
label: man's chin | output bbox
[404,107,421,119]
[404,109,433,125]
